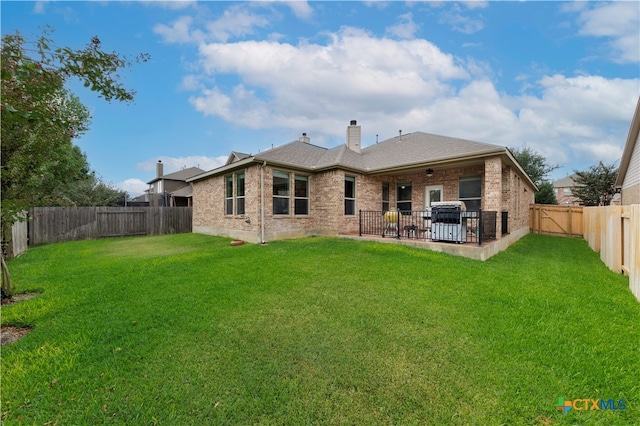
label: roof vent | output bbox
[350,120,357,125]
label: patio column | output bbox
[484,156,502,240]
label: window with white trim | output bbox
[382,183,390,211]
[225,175,233,215]
[236,172,245,215]
[294,174,309,215]
[273,171,290,215]
[345,176,356,215]
[397,182,412,212]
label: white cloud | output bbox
[284,1,313,20]
[386,13,420,40]
[116,178,148,196]
[205,4,271,42]
[437,4,485,34]
[190,27,468,132]
[33,1,48,14]
[142,0,197,10]
[574,2,640,64]
[154,15,199,44]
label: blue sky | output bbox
[2,1,639,196]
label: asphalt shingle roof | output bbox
[148,167,205,184]
[188,130,529,185]
[253,131,505,172]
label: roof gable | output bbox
[226,151,252,165]
[360,132,505,171]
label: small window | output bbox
[459,175,482,211]
[345,176,356,215]
[225,175,233,215]
[273,171,290,215]
[294,175,309,215]
[563,188,571,196]
[382,183,390,212]
[397,183,412,212]
[236,172,245,215]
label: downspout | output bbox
[261,161,266,243]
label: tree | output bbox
[534,181,557,205]
[1,27,148,297]
[510,146,559,204]
[51,173,127,207]
[572,161,619,206]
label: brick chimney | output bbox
[156,160,163,178]
[346,120,361,153]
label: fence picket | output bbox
[28,207,192,246]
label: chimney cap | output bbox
[350,120,357,126]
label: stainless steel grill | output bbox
[431,201,467,243]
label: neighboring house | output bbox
[146,161,205,207]
[188,121,536,246]
[553,174,581,205]
[615,97,640,205]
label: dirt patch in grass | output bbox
[1,326,33,346]
[1,292,40,305]
[1,292,40,345]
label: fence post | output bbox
[396,209,401,239]
[478,210,483,246]
[359,210,362,237]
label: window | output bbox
[273,171,290,215]
[563,188,572,196]
[397,182,412,212]
[225,172,246,215]
[294,175,309,215]
[236,172,245,215]
[345,176,356,215]
[459,175,482,211]
[382,183,390,212]
[225,175,233,215]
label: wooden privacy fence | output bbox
[29,207,192,246]
[583,205,640,302]
[529,204,584,237]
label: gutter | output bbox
[261,161,266,244]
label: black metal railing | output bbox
[359,209,497,246]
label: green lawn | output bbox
[1,234,638,425]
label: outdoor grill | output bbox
[431,201,467,243]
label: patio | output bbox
[350,209,526,261]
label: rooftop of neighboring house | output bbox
[552,174,579,188]
[147,166,206,185]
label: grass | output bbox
[1,233,638,425]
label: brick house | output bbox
[553,174,581,205]
[188,121,536,248]
[615,96,640,205]
[146,161,205,207]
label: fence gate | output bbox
[97,210,147,238]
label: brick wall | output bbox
[192,160,535,242]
